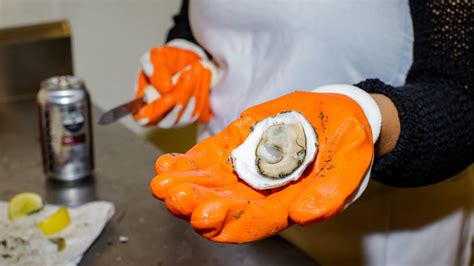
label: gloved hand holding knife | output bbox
[99,39,219,127]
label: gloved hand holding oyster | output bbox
[150,85,381,243]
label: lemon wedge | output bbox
[38,207,71,235]
[8,192,43,221]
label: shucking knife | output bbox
[98,96,146,125]
[98,86,160,125]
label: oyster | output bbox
[231,111,318,190]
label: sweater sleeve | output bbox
[166,0,198,43]
[356,1,474,187]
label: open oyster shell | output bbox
[230,111,318,190]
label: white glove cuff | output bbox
[311,84,382,208]
[166,39,209,60]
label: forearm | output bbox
[370,93,400,157]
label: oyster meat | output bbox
[231,111,318,190]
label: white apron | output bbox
[188,1,473,265]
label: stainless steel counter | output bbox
[0,100,316,265]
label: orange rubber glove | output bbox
[151,88,379,243]
[133,39,219,128]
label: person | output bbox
[132,1,473,265]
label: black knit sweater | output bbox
[166,0,474,187]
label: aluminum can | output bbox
[37,75,94,181]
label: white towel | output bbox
[0,201,114,266]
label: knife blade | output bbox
[98,96,146,125]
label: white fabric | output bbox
[188,0,473,265]
[190,0,413,134]
[0,201,114,266]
